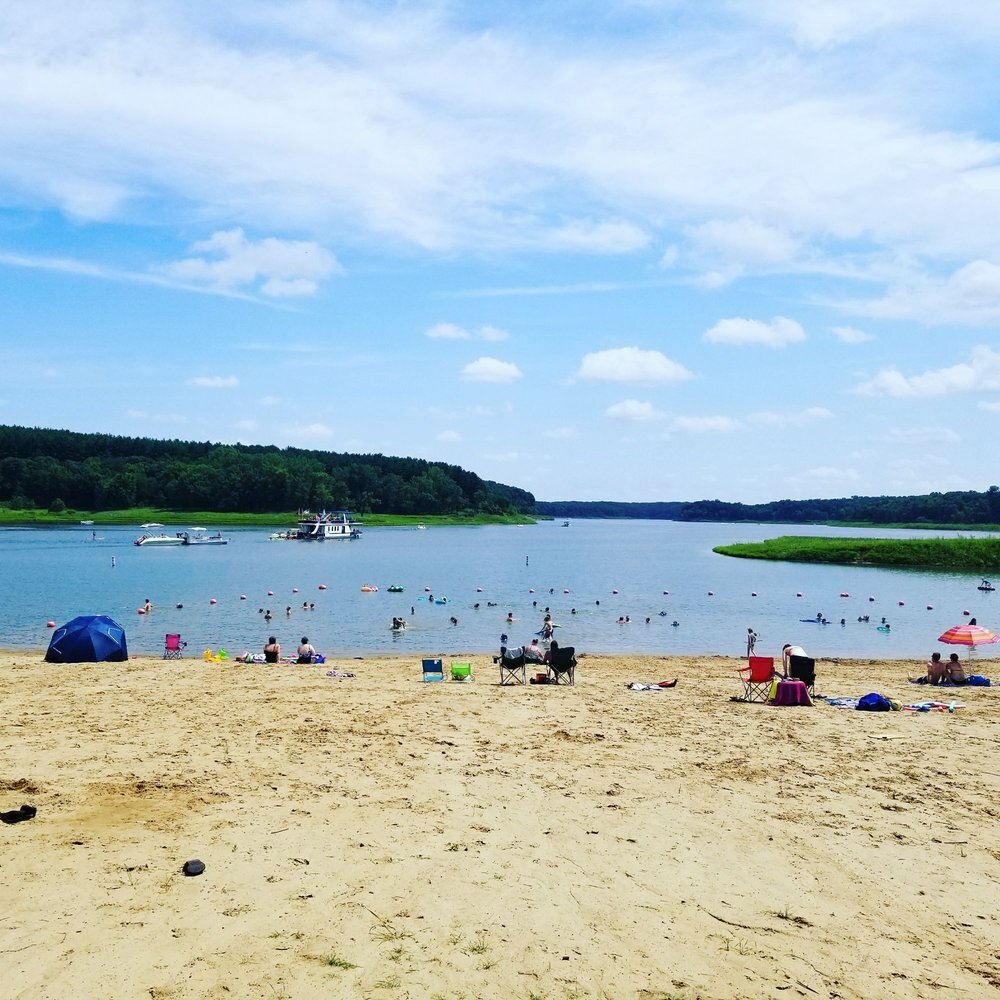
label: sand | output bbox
[2,649,1000,1000]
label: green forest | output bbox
[0,425,533,517]
[536,489,1000,527]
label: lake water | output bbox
[2,520,998,662]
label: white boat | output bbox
[417,522,427,530]
[292,509,362,540]
[140,522,164,529]
[134,533,184,547]
[80,519,94,526]
[179,528,229,545]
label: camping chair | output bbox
[547,645,577,685]
[497,647,527,685]
[451,662,473,682]
[422,658,445,682]
[787,655,816,697]
[163,633,186,659]
[736,656,775,703]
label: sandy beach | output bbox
[2,649,1000,999]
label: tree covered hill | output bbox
[0,425,533,516]
[535,488,1000,526]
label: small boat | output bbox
[978,579,996,592]
[387,585,405,593]
[417,522,427,530]
[562,521,570,527]
[179,528,229,545]
[80,519,94,526]
[134,533,184,547]
[140,522,164,529]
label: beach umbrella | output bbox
[45,614,128,663]
[937,624,999,655]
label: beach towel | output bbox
[325,669,355,678]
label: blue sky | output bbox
[3,0,1000,504]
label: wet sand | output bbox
[2,650,999,999]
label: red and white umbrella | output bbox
[938,624,999,654]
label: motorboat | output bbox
[80,519,94,526]
[140,522,164,529]
[179,528,229,545]
[417,522,427,530]
[134,533,184,547]
[291,509,362,540]
[562,521,570,527]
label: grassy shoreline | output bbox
[0,506,536,527]
[715,534,1000,571]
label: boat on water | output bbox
[562,521,570,527]
[140,522,164,529]
[387,585,405,593]
[80,519,94,526]
[979,579,996,592]
[283,509,362,540]
[179,528,229,545]
[134,533,184,547]
[417,522,427,530]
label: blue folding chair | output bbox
[422,658,445,682]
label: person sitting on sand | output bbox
[524,639,545,663]
[911,651,948,685]
[782,643,806,673]
[296,637,316,664]
[263,636,280,663]
[947,652,967,685]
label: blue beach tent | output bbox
[45,614,129,663]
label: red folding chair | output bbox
[736,656,774,702]
[163,633,187,659]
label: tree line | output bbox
[535,488,1000,526]
[0,425,534,516]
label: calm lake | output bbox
[2,519,998,661]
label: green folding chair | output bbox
[450,662,473,682]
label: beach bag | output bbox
[857,692,891,712]
[968,675,991,686]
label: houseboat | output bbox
[292,510,362,540]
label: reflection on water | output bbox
[0,520,997,660]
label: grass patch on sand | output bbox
[714,535,1000,572]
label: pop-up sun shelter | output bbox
[45,614,128,663]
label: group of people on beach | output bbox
[262,636,319,664]
[912,652,967,685]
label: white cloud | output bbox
[669,415,742,432]
[606,399,664,422]
[161,228,340,298]
[748,407,833,426]
[186,375,239,388]
[426,322,508,341]
[683,217,800,284]
[479,324,508,342]
[845,261,1000,326]
[541,220,650,254]
[543,426,576,439]
[437,429,462,442]
[704,316,806,347]
[460,357,523,383]
[426,322,470,339]
[854,345,1000,397]
[284,422,335,441]
[832,325,874,343]
[576,347,694,384]
[980,400,1000,412]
